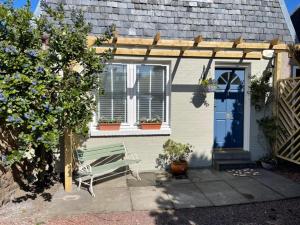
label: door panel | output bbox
[214,69,245,149]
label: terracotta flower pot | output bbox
[97,123,121,131]
[140,123,161,130]
[170,160,188,175]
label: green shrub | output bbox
[0,1,113,187]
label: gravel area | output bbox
[1,198,299,225]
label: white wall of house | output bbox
[84,56,273,171]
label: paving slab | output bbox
[195,180,248,206]
[226,177,284,202]
[188,169,222,182]
[164,182,212,209]
[252,169,300,198]
[129,186,173,211]
[47,187,132,216]
[93,175,128,189]
[127,172,157,187]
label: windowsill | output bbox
[90,126,171,137]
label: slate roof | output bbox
[43,0,294,43]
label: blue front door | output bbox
[214,68,245,149]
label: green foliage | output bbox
[0,1,113,185]
[289,44,300,66]
[200,78,217,87]
[139,117,162,124]
[257,116,279,148]
[98,118,121,124]
[249,70,273,111]
[158,139,193,167]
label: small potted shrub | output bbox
[97,118,121,131]
[157,139,193,175]
[259,155,278,170]
[139,117,162,130]
[200,78,218,92]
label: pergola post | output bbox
[64,128,73,192]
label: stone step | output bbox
[213,160,257,171]
[212,150,251,160]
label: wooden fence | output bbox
[275,78,300,164]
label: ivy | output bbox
[0,1,113,187]
[249,70,273,111]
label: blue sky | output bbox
[4,0,300,14]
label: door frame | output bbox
[213,62,251,152]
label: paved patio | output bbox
[43,168,300,217]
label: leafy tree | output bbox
[0,0,113,189]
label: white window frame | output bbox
[90,63,171,137]
[292,65,300,78]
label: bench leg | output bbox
[89,176,95,197]
[136,167,141,181]
[131,165,141,181]
[78,177,82,191]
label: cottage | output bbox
[39,0,295,173]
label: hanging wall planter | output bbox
[199,78,218,92]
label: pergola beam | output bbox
[94,47,262,59]
[270,37,281,48]
[233,36,244,47]
[88,36,289,51]
[153,32,161,44]
[194,35,204,47]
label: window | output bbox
[99,64,127,122]
[217,72,241,85]
[93,63,170,136]
[136,65,166,122]
[293,66,300,78]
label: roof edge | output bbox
[279,0,297,42]
[33,0,41,17]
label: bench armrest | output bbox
[126,153,140,161]
[78,164,92,175]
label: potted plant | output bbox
[257,116,279,170]
[97,118,121,131]
[139,117,162,130]
[157,139,193,175]
[200,78,218,92]
[259,155,278,170]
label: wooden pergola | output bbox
[87,33,288,59]
[64,33,290,192]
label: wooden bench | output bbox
[74,143,141,197]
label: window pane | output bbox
[99,64,127,122]
[296,69,300,78]
[136,65,166,122]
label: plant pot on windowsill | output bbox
[140,123,162,130]
[139,118,162,130]
[97,119,121,131]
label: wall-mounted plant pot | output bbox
[170,160,188,175]
[97,123,121,131]
[206,85,217,92]
[140,123,162,130]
